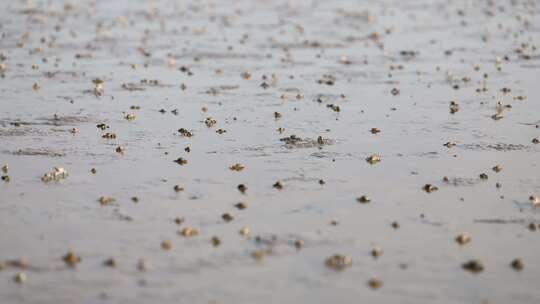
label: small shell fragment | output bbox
[14,272,26,284]
[41,167,69,182]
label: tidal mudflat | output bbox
[1,0,540,303]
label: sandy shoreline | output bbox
[1,0,540,303]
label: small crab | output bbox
[366,154,381,165]
[325,254,352,271]
[370,247,383,258]
[115,146,125,154]
[205,117,217,127]
[102,132,117,139]
[62,250,81,267]
[530,195,540,206]
[491,113,503,120]
[99,196,115,206]
[510,258,524,271]
[211,236,221,247]
[449,101,460,114]
[178,128,193,137]
[443,141,456,148]
[92,78,104,96]
[229,163,245,171]
[234,202,247,210]
[357,196,371,203]
[174,158,188,165]
[239,227,250,236]
[367,278,382,290]
[237,184,247,193]
[103,258,117,267]
[179,227,199,237]
[222,213,234,222]
[241,71,252,79]
[462,259,484,273]
[455,233,471,245]
[137,258,150,271]
[161,241,172,250]
[423,184,438,193]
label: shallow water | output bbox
[1,0,540,303]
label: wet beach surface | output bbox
[1,0,540,303]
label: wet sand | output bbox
[1,0,540,303]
